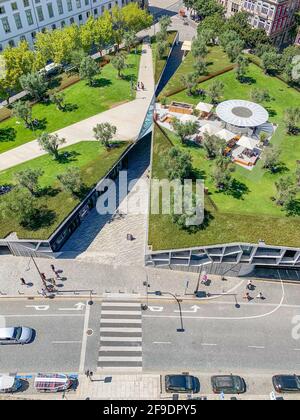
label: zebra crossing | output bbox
[97,300,143,372]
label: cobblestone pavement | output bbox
[59,134,151,266]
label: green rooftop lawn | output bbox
[0,141,130,240]
[152,31,177,85]
[149,64,300,250]
[160,46,232,98]
[0,49,141,154]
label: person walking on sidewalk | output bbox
[243,292,251,302]
[20,277,26,286]
[247,280,253,290]
[256,292,264,300]
[51,264,55,273]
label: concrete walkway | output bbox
[0,42,154,172]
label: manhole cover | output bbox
[86,329,93,336]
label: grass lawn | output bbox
[149,64,300,250]
[0,49,141,154]
[0,141,130,239]
[152,31,177,85]
[160,46,232,98]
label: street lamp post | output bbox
[156,291,185,332]
[31,256,47,289]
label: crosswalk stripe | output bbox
[98,356,142,362]
[100,346,142,352]
[101,310,141,315]
[100,327,141,333]
[102,302,141,307]
[100,319,142,324]
[100,336,142,342]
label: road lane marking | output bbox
[248,346,265,349]
[58,303,86,311]
[0,314,84,318]
[102,302,141,307]
[101,310,141,315]
[98,356,142,362]
[79,301,91,374]
[25,305,50,311]
[100,327,142,333]
[201,343,217,346]
[153,341,171,344]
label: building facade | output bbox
[0,0,143,51]
[218,0,300,46]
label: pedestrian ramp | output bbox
[97,300,142,372]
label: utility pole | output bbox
[31,256,47,289]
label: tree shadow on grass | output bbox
[239,76,256,85]
[226,179,250,200]
[92,77,112,88]
[0,127,16,142]
[63,103,79,112]
[57,150,81,164]
[38,186,61,198]
[265,107,277,118]
[178,209,214,234]
[21,207,56,231]
[285,199,300,217]
[72,184,91,201]
[31,117,47,131]
[268,162,289,175]
[48,76,62,90]
[121,74,137,83]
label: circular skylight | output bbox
[216,100,269,127]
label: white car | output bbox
[0,327,34,345]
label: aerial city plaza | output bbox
[0,0,299,404]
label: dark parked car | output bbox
[273,375,300,393]
[165,375,200,393]
[211,375,246,394]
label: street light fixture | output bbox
[155,291,185,332]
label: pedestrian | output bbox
[141,82,145,90]
[41,272,46,281]
[20,277,26,286]
[247,280,253,290]
[201,272,208,284]
[243,292,251,301]
[137,81,140,90]
[256,292,264,300]
[55,270,61,280]
[50,264,55,273]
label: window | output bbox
[14,13,23,30]
[36,5,44,22]
[76,0,82,9]
[23,0,30,7]
[67,0,73,12]
[11,2,18,11]
[26,9,34,25]
[57,0,64,14]
[0,6,5,14]
[47,3,54,18]
[1,17,11,33]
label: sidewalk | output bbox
[0,255,245,299]
[0,43,154,172]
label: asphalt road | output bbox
[0,281,299,376]
[0,300,101,373]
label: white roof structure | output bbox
[0,374,15,391]
[216,100,269,128]
[216,128,236,142]
[196,102,214,113]
[237,136,260,150]
[181,41,192,52]
[179,114,198,123]
[199,123,219,136]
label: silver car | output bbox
[0,327,33,345]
